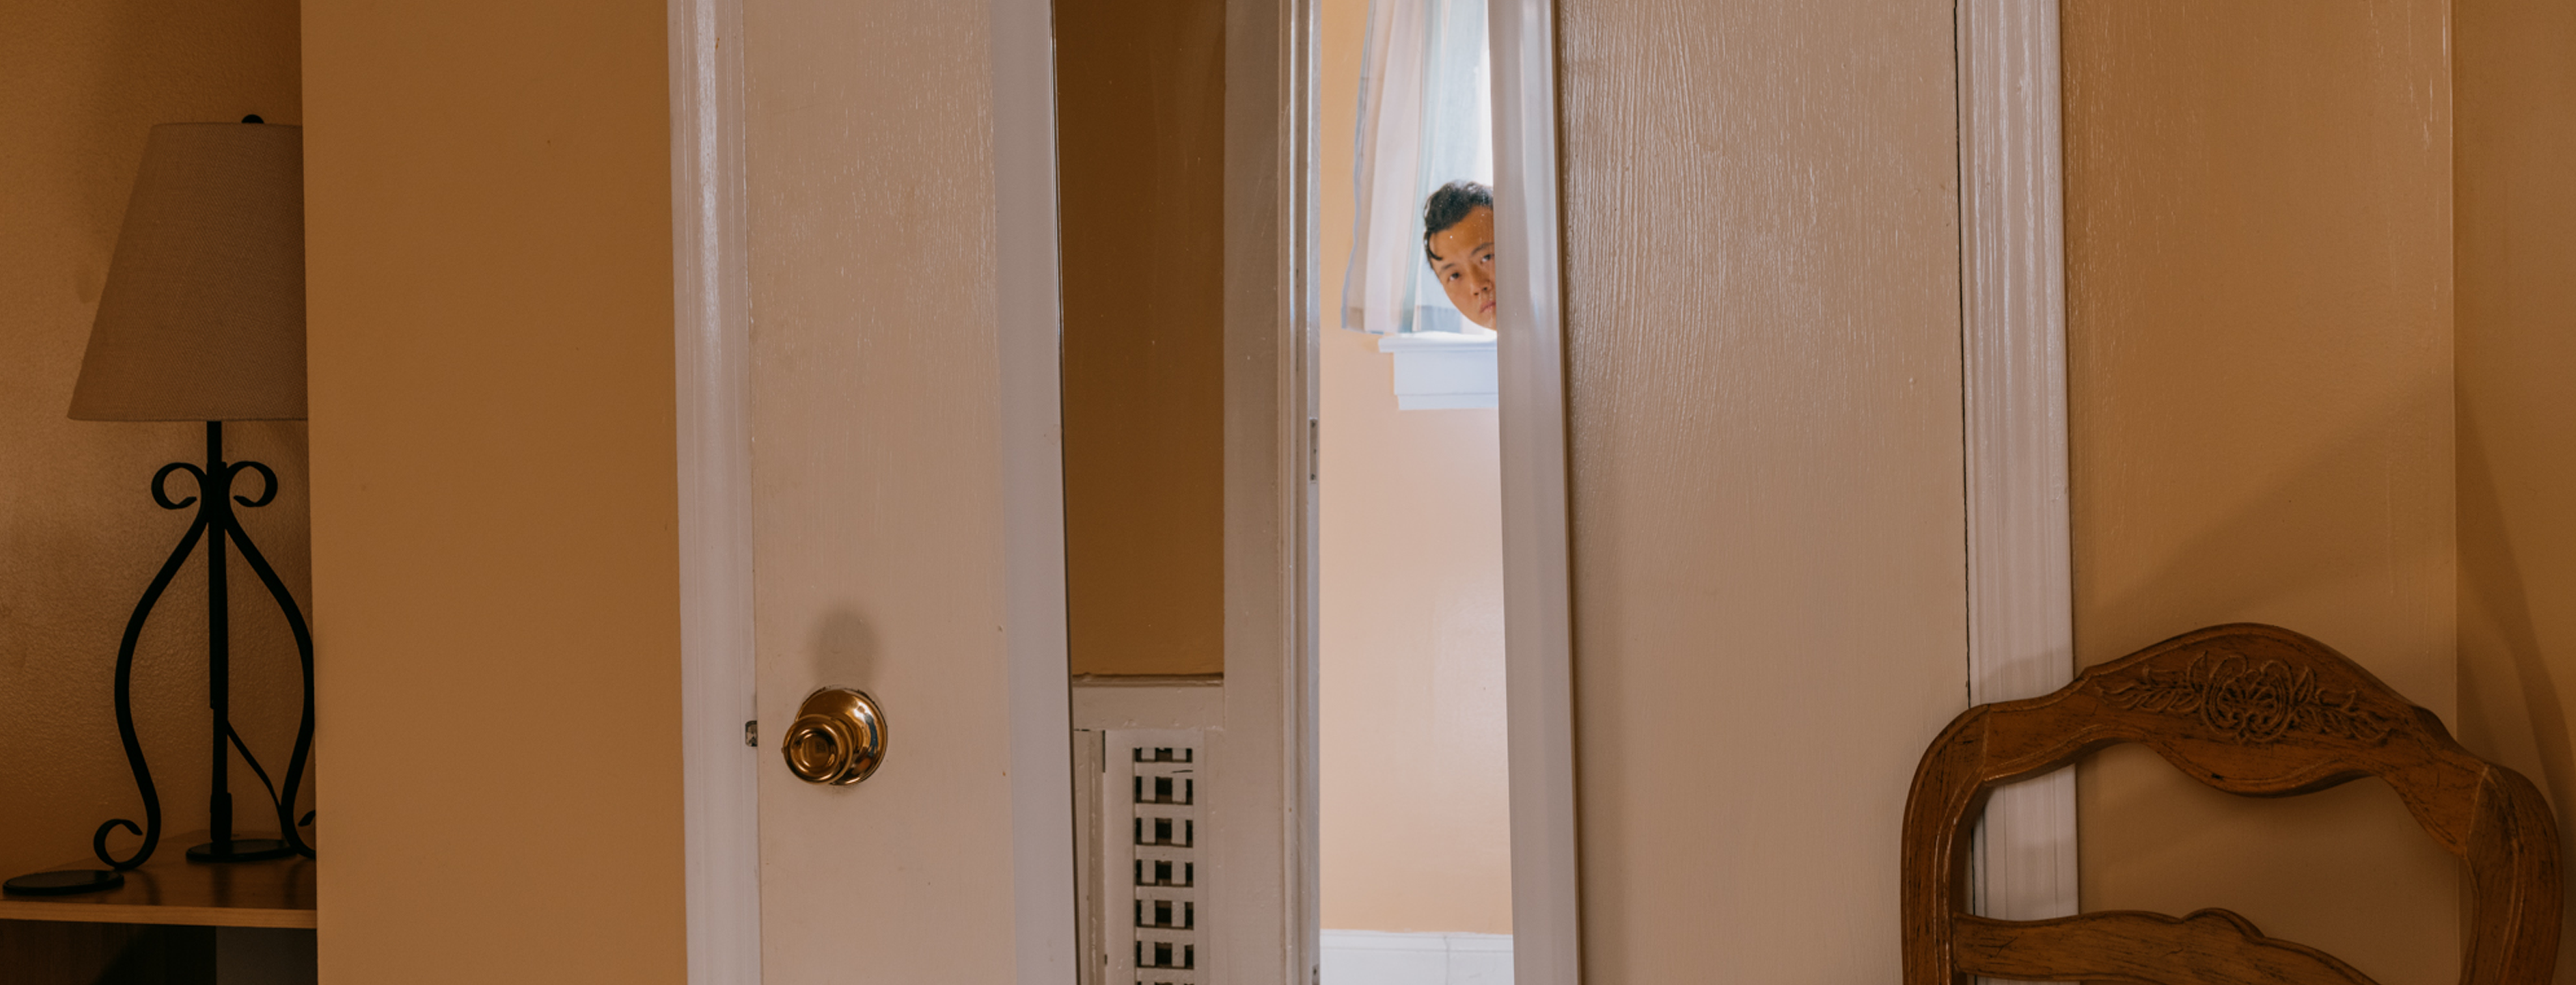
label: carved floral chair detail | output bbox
[1903,623,2561,984]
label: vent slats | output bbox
[1104,730,1205,985]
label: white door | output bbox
[672,0,1078,982]
[741,0,1075,981]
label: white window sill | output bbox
[1377,329,1498,410]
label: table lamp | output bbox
[2,117,316,897]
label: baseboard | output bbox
[1320,930,1513,985]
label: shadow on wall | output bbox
[2457,402,2576,953]
[809,606,880,690]
[2074,374,2463,983]
[2075,374,2453,697]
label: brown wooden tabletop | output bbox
[0,835,313,928]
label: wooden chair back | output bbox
[1903,623,2561,984]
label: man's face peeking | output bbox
[1428,206,1497,329]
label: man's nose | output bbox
[1469,267,1493,293]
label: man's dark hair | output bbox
[1422,180,1494,265]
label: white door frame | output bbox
[995,0,1085,977]
[1955,0,2078,926]
[1222,0,1316,979]
[1490,1,1584,983]
[666,1,759,982]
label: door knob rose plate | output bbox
[782,686,887,785]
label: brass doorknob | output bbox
[782,687,887,785]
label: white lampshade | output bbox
[70,121,304,422]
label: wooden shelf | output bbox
[0,834,313,929]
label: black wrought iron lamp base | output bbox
[7,421,316,896]
[184,838,295,864]
[2,869,125,897]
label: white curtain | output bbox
[1341,0,1493,336]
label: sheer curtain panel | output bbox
[1341,0,1492,337]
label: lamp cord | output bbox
[222,722,284,826]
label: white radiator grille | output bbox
[1104,729,1204,985]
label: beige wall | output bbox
[1312,0,1513,935]
[0,0,309,883]
[1059,0,1229,677]
[2457,0,2576,977]
[1557,1,1968,977]
[2061,2,2461,981]
[302,2,685,982]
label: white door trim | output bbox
[994,0,1083,977]
[1490,1,1583,982]
[1955,0,2079,925]
[666,1,761,982]
[1285,0,1324,977]
[1217,0,1316,978]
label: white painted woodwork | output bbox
[1215,0,1317,979]
[1322,930,1515,985]
[1075,681,1230,733]
[666,1,759,982]
[1104,730,1210,985]
[1956,0,2079,930]
[734,0,1075,981]
[1557,0,1968,974]
[1489,0,1582,982]
[1074,683,1228,985]
[1277,0,1319,979]
[996,0,1083,978]
[1378,331,1501,410]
